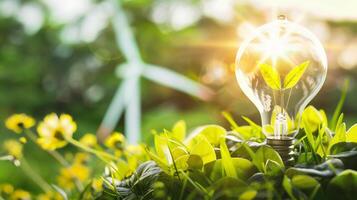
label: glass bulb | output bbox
[235,16,327,140]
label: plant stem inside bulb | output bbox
[280,89,284,113]
[272,88,289,139]
[274,89,288,138]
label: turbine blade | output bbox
[143,64,214,100]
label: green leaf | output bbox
[291,175,321,199]
[328,122,347,154]
[186,154,203,170]
[154,134,169,161]
[283,176,297,200]
[113,160,132,180]
[188,125,226,146]
[211,177,247,199]
[241,116,264,140]
[234,125,264,142]
[291,175,319,190]
[234,126,256,140]
[172,120,186,142]
[316,124,330,158]
[285,159,344,178]
[329,142,357,170]
[259,63,281,90]
[112,161,162,199]
[145,148,169,172]
[79,181,97,200]
[239,190,257,200]
[233,158,256,180]
[303,116,316,151]
[330,79,349,130]
[335,113,344,133]
[170,145,188,159]
[330,142,357,155]
[252,145,284,173]
[319,109,328,128]
[297,152,322,165]
[52,185,68,200]
[301,106,325,133]
[346,124,357,143]
[231,142,263,160]
[327,170,357,200]
[204,158,256,182]
[174,154,190,170]
[264,159,283,176]
[220,138,237,178]
[242,116,261,130]
[204,160,223,182]
[222,111,239,130]
[283,61,309,89]
[188,135,216,164]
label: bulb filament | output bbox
[277,15,287,21]
[274,112,288,138]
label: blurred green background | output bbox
[1,0,357,194]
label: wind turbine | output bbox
[97,0,213,144]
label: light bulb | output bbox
[235,16,328,164]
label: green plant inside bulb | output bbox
[235,17,328,142]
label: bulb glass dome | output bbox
[235,16,327,139]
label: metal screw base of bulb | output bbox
[266,137,295,167]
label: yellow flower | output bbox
[19,137,27,144]
[105,132,125,150]
[37,191,63,200]
[57,163,90,190]
[0,183,14,194]
[3,140,23,159]
[71,164,90,182]
[73,152,89,165]
[91,178,103,192]
[79,133,97,148]
[37,113,77,150]
[126,145,145,155]
[10,189,31,200]
[5,114,35,133]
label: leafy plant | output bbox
[259,61,310,90]
[2,87,357,200]
[326,170,357,200]
[100,99,357,199]
[283,61,310,89]
[259,63,281,90]
[100,161,161,200]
